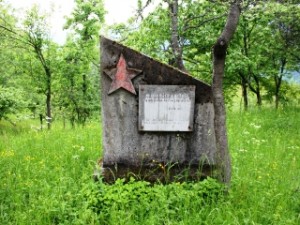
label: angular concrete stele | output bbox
[100,36,217,183]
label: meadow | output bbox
[0,107,299,224]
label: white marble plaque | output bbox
[139,85,195,132]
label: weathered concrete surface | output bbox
[100,36,217,182]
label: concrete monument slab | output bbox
[100,36,217,182]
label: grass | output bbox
[0,107,300,224]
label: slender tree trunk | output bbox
[212,1,241,185]
[39,114,43,130]
[82,74,87,95]
[33,45,53,130]
[274,58,286,109]
[46,90,51,129]
[239,72,248,110]
[248,74,262,106]
[45,68,52,130]
[253,75,262,106]
[168,0,187,72]
[274,75,282,109]
[256,91,262,106]
[242,82,248,110]
[82,73,88,125]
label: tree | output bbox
[0,3,17,86]
[212,0,241,184]
[0,87,26,124]
[167,0,186,71]
[114,0,227,83]
[1,4,60,129]
[62,0,105,126]
[0,3,30,123]
[226,3,268,109]
[267,2,300,108]
[58,39,101,126]
[22,6,59,129]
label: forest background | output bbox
[0,0,299,129]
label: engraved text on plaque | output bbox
[139,85,195,132]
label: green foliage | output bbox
[65,0,105,41]
[109,1,300,108]
[227,1,300,108]
[0,87,26,121]
[111,0,227,83]
[0,1,105,127]
[57,40,101,126]
[59,0,105,126]
[79,177,223,224]
[1,108,300,224]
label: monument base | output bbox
[98,163,215,183]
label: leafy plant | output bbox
[0,86,26,122]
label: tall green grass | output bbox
[0,120,102,224]
[227,107,300,224]
[0,108,299,224]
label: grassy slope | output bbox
[0,108,299,224]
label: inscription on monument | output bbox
[139,85,195,132]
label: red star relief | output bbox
[104,54,142,95]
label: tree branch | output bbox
[183,13,227,33]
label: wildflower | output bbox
[24,155,34,161]
[250,123,261,129]
[242,130,250,135]
[0,150,15,158]
[72,155,79,160]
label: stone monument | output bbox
[100,36,217,182]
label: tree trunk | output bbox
[46,90,52,130]
[256,91,262,106]
[253,75,262,106]
[168,0,187,72]
[274,75,282,109]
[274,58,286,109]
[248,74,262,106]
[239,72,248,110]
[33,44,53,130]
[45,68,52,130]
[81,73,89,125]
[212,1,241,185]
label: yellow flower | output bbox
[24,155,35,161]
[0,150,15,158]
